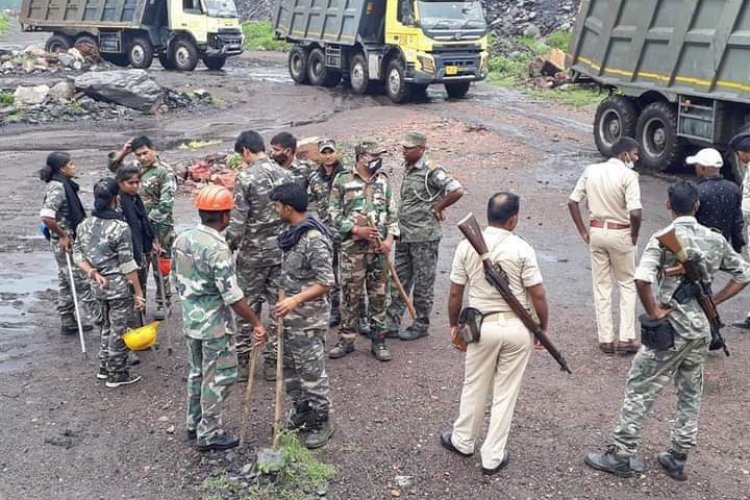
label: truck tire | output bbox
[593,95,639,157]
[170,39,199,71]
[445,82,470,99]
[288,45,310,84]
[385,58,411,103]
[350,52,374,95]
[127,35,154,69]
[636,101,686,172]
[45,34,72,53]
[307,48,341,87]
[158,53,176,70]
[203,56,227,71]
[74,34,98,52]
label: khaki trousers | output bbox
[743,210,750,318]
[450,312,533,469]
[589,226,637,343]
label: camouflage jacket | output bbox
[398,155,462,243]
[225,155,292,257]
[308,161,345,230]
[285,159,313,191]
[635,216,750,339]
[173,224,245,340]
[281,228,335,328]
[39,180,74,239]
[73,217,139,300]
[329,167,399,254]
[108,155,176,226]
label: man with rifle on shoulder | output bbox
[585,180,750,482]
[440,192,552,476]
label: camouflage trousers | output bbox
[52,242,99,327]
[186,335,238,443]
[339,251,387,344]
[386,240,440,335]
[283,306,331,414]
[98,297,133,376]
[235,251,280,363]
[612,334,709,455]
[149,222,175,307]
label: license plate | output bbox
[445,65,458,75]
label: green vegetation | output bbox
[242,21,291,52]
[0,91,14,105]
[487,30,600,109]
[0,12,11,35]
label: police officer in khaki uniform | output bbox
[568,137,642,354]
[440,192,549,476]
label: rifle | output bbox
[655,226,729,356]
[456,213,572,374]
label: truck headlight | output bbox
[417,55,435,74]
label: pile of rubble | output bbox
[177,150,243,192]
[0,44,110,75]
[482,0,579,37]
[1,69,215,126]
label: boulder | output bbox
[74,70,165,112]
[14,85,50,105]
[49,81,75,101]
[23,45,47,57]
[56,54,75,68]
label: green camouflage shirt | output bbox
[308,162,345,230]
[73,217,139,300]
[329,167,399,254]
[281,228,335,327]
[398,155,461,242]
[39,180,73,239]
[285,159,313,191]
[173,224,245,340]
[226,155,293,256]
[107,155,176,226]
[635,216,750,339]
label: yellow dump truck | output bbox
[19,0,244,71]
[273,0,490,103]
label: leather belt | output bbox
[590,220,630,230]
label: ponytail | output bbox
[39,152,72,183]
[93,177,119,212]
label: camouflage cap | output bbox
[400,131,427,148]
[318,138,337,153]
[354,141,387,155]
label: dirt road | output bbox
[1,30,749,500]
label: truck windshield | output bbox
[417,1,486,29]
[203,0,238,18]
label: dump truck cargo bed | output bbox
[273,0,384,46]
[20,0,150,27]
[570,0,750,105]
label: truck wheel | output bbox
[445,82,471,99]
[170,39,199,71]
[385,58,411,103]
[593,95,639,157]
[127,36,153,69]
[636,101,686,172]
[74,34,98,52]
[203,56,226,70]
[350,52,374,95]
[45,34,72,53]
[307,48,341,87]
[158,53,176,70]
[288,45,310,84]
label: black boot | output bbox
[584,445,639,478]
[657,449,687,481]
[285,401,312,431]
[302,412,334,449]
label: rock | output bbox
[158,415,169,422]
[395,475,415,490]
[67,48,85,62]
[166,425,175,434]
[523,24,541,39]
[240,462,254,475]
[74,70,166,112]
[1,61,13,71]
[256,449,284,474]
[56,54,75,68]
[24,45,46,57]
[390,490,401,498]
[14,85,50,106]
[49,81,75,101]
[21,59,35,73]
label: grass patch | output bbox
[276,431,335,494]
[242,21,291,52]
[0,90,14,105]
[0,13,10,35]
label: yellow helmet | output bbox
[122,321,160,351]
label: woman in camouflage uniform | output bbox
[38,152,98,335]
[74,178,146,388]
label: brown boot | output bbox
[599,342,615,355]
[617,340,641,354]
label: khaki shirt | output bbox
[569,158,642,225]
[450,227,543,313]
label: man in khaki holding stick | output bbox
[568,137,642,355]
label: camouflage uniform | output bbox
[611,216,750,455]
[40,180,99,329]
[308,161,346,321]
[73,216,139,377]
[281,225,335,421]
[109,155,176,307]
[173,224,244,444]
[329,156,399,347]
[286,159,313,191]
[225,156,292,364]
[386,153,462,337]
